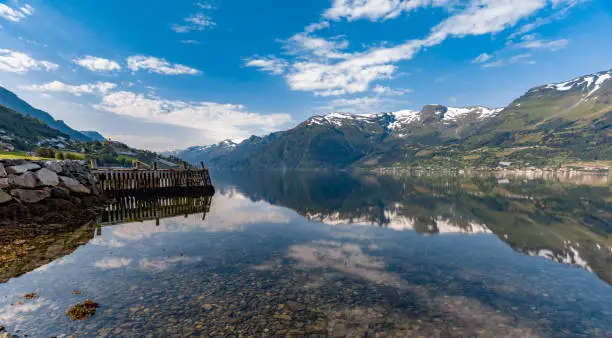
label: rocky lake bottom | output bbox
[1,172,611,337]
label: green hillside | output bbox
[0,104,68,151]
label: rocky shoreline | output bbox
[0,159,107,228]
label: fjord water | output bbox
[1,172,611,337]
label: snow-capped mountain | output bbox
[304,104,502,134]
[175,139,239,164]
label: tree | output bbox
[56,152,65,160]
[36,147,55,159]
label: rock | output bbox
[44,161,63,173]
[9,172,37,188]
[35,168,59,186]
[51,187,71,198]
[0,163,6,177]
[0,178,8,189]
[60,176,91,194]
[11,189,51,203]
[0,190,12,204]
[6,162,41,174]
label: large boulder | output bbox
[44,161,63,173]
[0,189,12,204]
[10,189,51,203]
[35,168,59,187]
[60,176,91,194]
[6,162,41,174]
[0,163,7,177]
[9,172,37,188]
[0,178,8,189]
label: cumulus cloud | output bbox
[127,55,200,75]
[74,55,121,71]
[0,3,34,22]
[94,90,294,142]
[244,56,288,75]
[172,13,215,33]
[20,81,117,96]
[0,49,58,73]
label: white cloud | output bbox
[482,60,505,68]
[324,96,384,112]
[509,53,532,63]
[304,21,330,33]
[249,0,574,96]
[372,84,412,96]
[517,38,568,50]
[74,55,121,72]
[323,0,451,22]
[0,3,34,22]
[286,62,398,96]
[244,56,288,75]
[172,13,215,33]
[196,1,215,9]
[284,33,352,60]
[472,52,492,63]
[94,91,294,142]
[139,256,202,273]
[20,81,117,96]
[0,49,58,73]
[94,257,132,269]
[179,39,200,45]
[127,55,200,75]
[318,94,406,113]
[20,4,35,15]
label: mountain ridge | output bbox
[175,69,612,169]
[0,86,92,141]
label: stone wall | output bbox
[0,159,106,227]
[0,159,98,204]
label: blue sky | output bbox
[0,0,610,150]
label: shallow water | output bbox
[1,171,611,337]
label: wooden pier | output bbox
[93,168,214,194]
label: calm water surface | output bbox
[1,171,611,337]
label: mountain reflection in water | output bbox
[0,171,610,337]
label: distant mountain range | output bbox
[79,130,107,142]
[179,69,612,169]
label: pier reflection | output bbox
[100,187,213,226]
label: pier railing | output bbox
[92,168,214,193]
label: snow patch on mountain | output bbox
[443,106,502,122]
[388,110,421,129]
[542,70,612,96]
[433,217,492,234]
